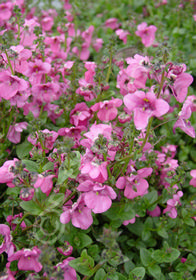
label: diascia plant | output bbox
[0,0,196,279]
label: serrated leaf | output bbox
[129,267,145,280]
[20,200,43,215]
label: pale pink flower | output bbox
[115,29,130,44]
[41,16,54,31]
[80,159,108,183]
[105,18,120,30]
[124,90,170,130]
[8,246,42,272]
[0,2,13,21]
[70,102,91,127]
[31,82,60,103]
[7,122,28,144]
[190,170,196,187]
[92,38,103,52]
[135,22,157,47]
[81,25,94,47]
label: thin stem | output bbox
[4,49,14,75]
[138,117,153,153]
[12,213,30,236]
[105,49,113,84]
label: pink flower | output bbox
[60,195,93,230]
[77,180,117,213]
[31,82,60,103]
[124,90,169,130]
[135,22,157,47]
[70,102,91,127]
[0,71,29,100]
[8,246,42,272]
[147,205,161,217]
[190,170,196,187]
[91,98,122,122]
[116,167,153,199]
[115,29,130,44]
[0,224,14,257]
[7,122,28,144]
[57,241,73,256]
[20,188,35,201]
[28,129,58,151]
[0,2,13,21]
[123,217,136,226]
[80,159,108,183]
[55,257,77,280]
[6,213,26,231]
[0,158,19,187]
[34,174,55,196]
[163,190,183,218]
[92,38,103,52]
[173,95,196,138]
[41,16,54,31]
[105,18,120,30]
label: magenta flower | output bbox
[190,170,196,187]
[7,122,28,144]
[20,188,35,201]
[0,71,29,100]
[0,2,13,21]
[55,257,77,280]
[0,224,14,257]
[124,90,170,130]
[60,195,93,230]
[135,22,157,47]
[163,190,183,219]
[91,98,122,122]
[57,241,73,256]
[77,180,117,213]
[8,246,42,272]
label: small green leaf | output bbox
[152,248,180,263]
[129,267,145,280]
[148,264,164,279]
[16,141,33,159]
[69,249,94,277]
[140,248,153,267]
[72,233,93,249]
[22,160,39,172]
[94,268,106,280]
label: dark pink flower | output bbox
[124,90,169,130]
[135,22,157,47]
[8,246,42,272]
[20,188,35,201]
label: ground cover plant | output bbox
[0,0,196,279]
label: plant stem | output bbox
[4,49,14,75]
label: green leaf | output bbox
[20,200,43,215]
[42,161,54,172]
[69,249,94,277]
[129,267,145,280]
[140,248,153,267]
[169,272,184,280]
[94,268,106,280]
[148,264,164,279]
[184,218,195,227]
[6,187,20,196]
[22,160,39,172]
[157,228,169,239]
[152,248,180,263]
[44,193,64,209]
[104,202,135,222]
[16,141,33,159]
[72,233,93,249]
